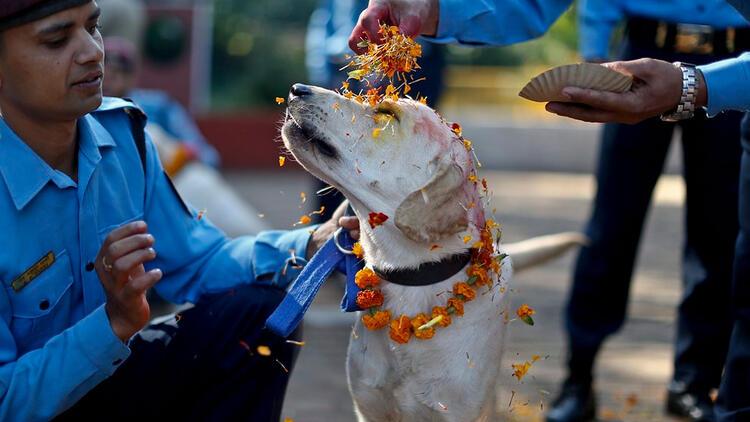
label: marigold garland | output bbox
[356,289,384,309]
[358,220,509,344]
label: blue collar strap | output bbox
[265,229,363,338]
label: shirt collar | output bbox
[0,115,117,210]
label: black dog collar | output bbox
[372,252,472,286]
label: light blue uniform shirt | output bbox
[128,89,221,167]
[431,0,750,115]
[578,0,749,60]
[0,97,310,420]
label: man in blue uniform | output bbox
[350,0,750,420]
[0,1,357,420]
[559,2,747,420]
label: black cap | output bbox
[0,0,91,31]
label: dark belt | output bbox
[626,16,750,55]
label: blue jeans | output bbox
[564,43,743,393]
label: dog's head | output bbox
[282,84,484,263]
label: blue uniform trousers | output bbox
[54,285,300,422]
[716,114,750,420]
[565,42,743,394]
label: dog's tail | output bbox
[503,232,588,273]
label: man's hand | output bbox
[349,0,439,53]
[307,201,360,259]
[545,58,707,124]
[96,221,163,342]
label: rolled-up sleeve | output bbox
[429,0,573,46]
[698,53,750,116]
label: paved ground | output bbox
[221,117,693,421]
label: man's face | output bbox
[0,2,104,121]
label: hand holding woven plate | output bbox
[519,62,633,103]
[539,59,707,124]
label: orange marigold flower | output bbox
[411,313,435,339]
[354,268,380,289]
[467,265,490,286]
[516,304,536,318]
[356,289,384,309]
[453,282,476,301]
[451,122,462,136]
[362,310,391,330]
[278,156,286,167]
[275,97,285,105]
[431,306,452,327]
[352,242,365,259]
[512,361,532,381]
[517,304,536,326]
[296,215,311,226]
[389,315,412,344]
[447,298,465,316]
[368,212,389,229]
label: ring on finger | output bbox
[102,255,113,272]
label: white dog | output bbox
[282,84,582,422]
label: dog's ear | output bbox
[394,159,469,243]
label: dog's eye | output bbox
[375,106,399,122]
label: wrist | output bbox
[695,69,707,108]
[105,302,137,343]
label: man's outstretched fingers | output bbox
[561,87,632,112]
[546,102,619,123]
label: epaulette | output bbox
[94,97,148,171]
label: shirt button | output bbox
[39,299,50,311]
[112,358,123,366]
[85,262,95,272]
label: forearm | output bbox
[152,228,314,304]
[429,0,573,46]
[0,306,129,420]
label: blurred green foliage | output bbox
[211,0,580,109]
[212,0,318,109]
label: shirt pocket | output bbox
[5,250,75,349]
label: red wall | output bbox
[196,110,301,169]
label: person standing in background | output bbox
[545,3,749,421]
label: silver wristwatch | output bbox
[660,62,698,122]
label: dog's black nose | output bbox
[290,83,312,97]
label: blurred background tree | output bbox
[210,0,579,109]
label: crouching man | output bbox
[0,1,357,420]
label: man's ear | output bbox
[394,159,468,243]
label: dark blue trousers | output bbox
[716,115,750,420]
[55,284,300,422]
[565,43,743,394]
